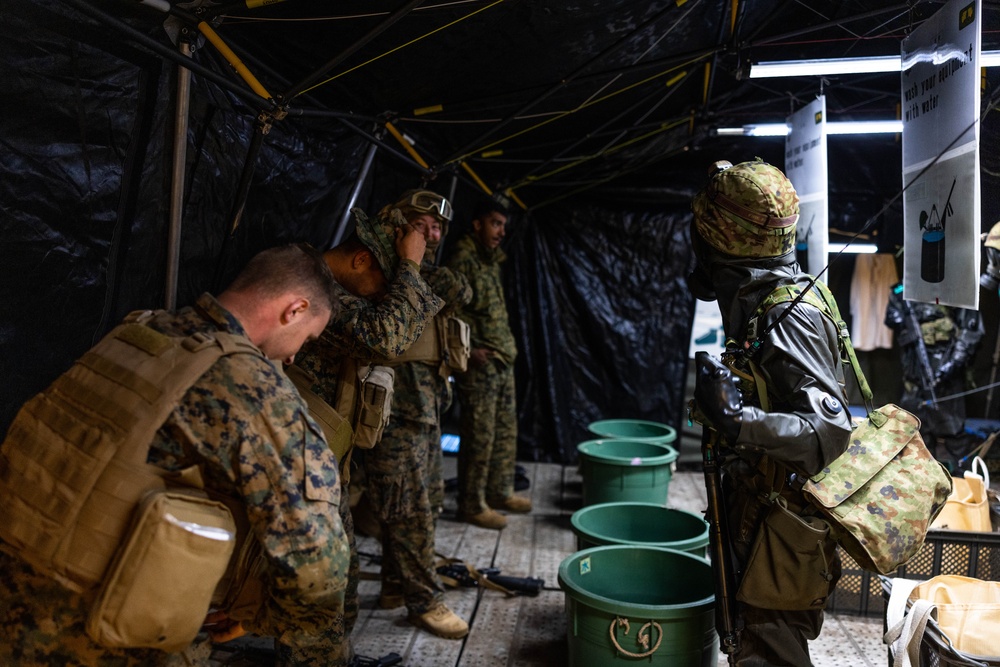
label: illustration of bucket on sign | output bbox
[558,545,717,666]
[570,502,710,558]
[919,177,956,284]
[576,439,678,507]
[586,419,677,446]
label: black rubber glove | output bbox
[933,342,970,388]
[694,351,743,444]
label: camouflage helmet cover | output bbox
[353,206,403,281]
[692,158,799,258]
[984,220,1000,250]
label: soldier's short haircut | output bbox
[227,243,339,316]
[472,199,509,222]
[336,232,369,255]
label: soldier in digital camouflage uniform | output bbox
[367,190,472,639]
[689,159,853,666]
[0,243,350,667]
[294,207,444,660]
[445,199,531,531]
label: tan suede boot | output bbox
[409,602,469,639]
[458,508,508,530]
[487,494,532,513]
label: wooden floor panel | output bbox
[211,460,886,666]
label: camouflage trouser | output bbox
[363,417,444,614]
[455,361,517,515]
[0,550,213,667]
[722,473,841,667]
[296,481,357,667]
[426,417,445,517]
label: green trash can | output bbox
[558,545,717,667]
[577,439,678,507]
[587,419,677,446]
[571,502,710,558]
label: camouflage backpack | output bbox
[749,280,953,575]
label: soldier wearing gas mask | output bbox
[982,220,1000,296]
[689,159,853,666]
[884,287,982,465]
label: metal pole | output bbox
[329,140,379,249]
[283,0,426,101]
[166,39,193,310]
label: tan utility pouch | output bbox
[445,316,471,373]
[87,490,236,651]
[736,497,836,611]
[354,365,394,449]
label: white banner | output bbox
[688,298,726,360]
[901,0,981,309]
[785,96,829,279]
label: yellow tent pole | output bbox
[460,161,492,195]
[385,121,430,169]
[505,188,527,211]
[197,22,273,102]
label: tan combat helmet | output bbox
[692,158,799,258]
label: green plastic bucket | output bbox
[558,545,717,666]
[587,419,677,445]
[571,502,710,558]
[577,439,678,507]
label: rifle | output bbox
[891,283,938,406]
[701,425,741,664]
[436,562,545,596]
[349,653,402,667]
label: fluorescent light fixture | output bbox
[829,242,878,254]
[716,120,902,136]
[750,50,1000,78]
[826,120,903,134]
[751,56,900,78]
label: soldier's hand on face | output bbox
[470,348,493,367]
[396,222,427,264]
[693,351,743,444]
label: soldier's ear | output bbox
[351,249,372,271]
[280,298,310,325]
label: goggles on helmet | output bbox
[406,190,453,222]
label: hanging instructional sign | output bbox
[688,298,725,360]
[785,96,829,279]
[901,0,981,309]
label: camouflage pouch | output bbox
[801,404,952,575]
[354,365,394,449]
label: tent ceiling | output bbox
[79,0,999,208]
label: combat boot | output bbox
[459,508,508,530]
[378,579,404,609]
[487,494,532,513]
[409,601,469,639]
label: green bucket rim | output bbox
[587,419,677,443]
[576,439,678,467]
[569,502,709,552]
[557,545,714,617]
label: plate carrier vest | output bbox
[0,309,261,593]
